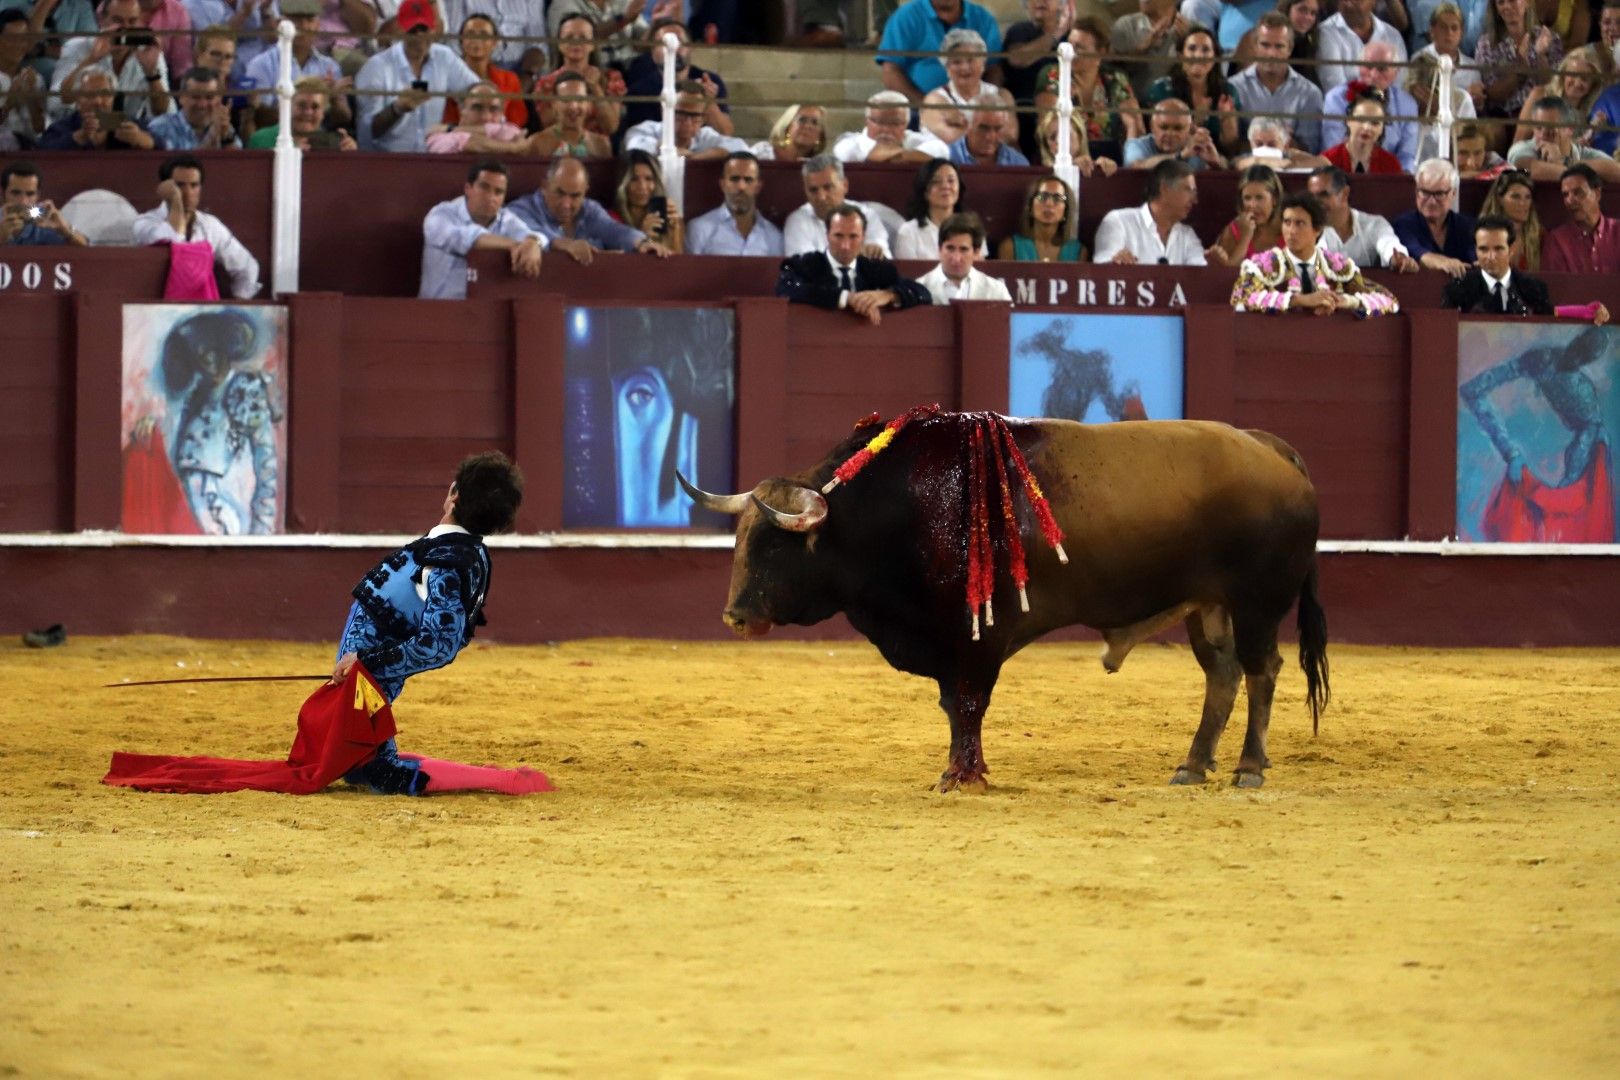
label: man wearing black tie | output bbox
[774,203,932,325]
[1442,216,1611,324]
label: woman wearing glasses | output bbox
[997,175,1083,263]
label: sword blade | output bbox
[103,674,330,689]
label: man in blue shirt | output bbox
[420,158,545,300]
[876,0,1003,104]
[148,67,241,149]
[1392,158,1475,276]
[687,151,784,257]
[0,160,87,245]
[947,110,1029,166]
[507,158,673,264]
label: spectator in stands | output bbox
[1508,96,1620,180]
[1230,192,1401,316]
[149,66,239,148]
[1412,3,1485,109]
[190,24,250,134]
[51,0,173,123]
[1544,163,1620,272]
[1324,91,1406,174]
[784,154,895,259]
[441,0,546,72]
[427,81,534,154]
[1309,164,1419,271]
[0,9,47,145]
[136,0,189,79]
[920,28,1016,147]
[1004,0,1076,159]
[876,0,1004,105]
[622,17,733,134]
[895,159,981,259]
[36,67,157,147]
[1232,0,1321,82]
[12,0,99,84]
[181,0,280,75]
[547,0,655,74]
[1475,0,1564,124]
[0,160,87,245]
[614,151,684,253]
[1231,115,1331,170]
[356,0,479,152]
[1035,15,1142,164]
[1406,51,1480,165]
[1209,164,1285,265]
[1146,25,1242,158]
[243,0,350,133]
[529,71,612,157]
[1455,120,1508,177]
[1514,51,1600,146]
[687,150,783,257]
[1110,0,1187,101]
[834,89,950,163]
[419,158,544,300]
[1230,12,1323,154]
[531,11,625,135]
[948,109,1030,166]
[1392,157,1476,274]
[998,174,1084,262]
[247,76,356,149]
[623,79,748,158]
[132,155,260,297]
[1036,107,1118,174]
[508,157,673,263]
[754,103,827,162]
[1092,158,1210,265]
[1320,42,1422,171]
[1477,168,1544,269]
[1124,97,1228,168]
[434,13,525,129]
[775,203,933,325]
[919,212,1012,303]
[1316,0,1408,93]
[1444,214,1610,319]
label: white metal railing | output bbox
[1052,41,1078,231]
[659,31,685,214]
[270,18,300,295]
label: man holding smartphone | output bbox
[48,0,171,123]
[355,0,479,152]
[0,161,87,246]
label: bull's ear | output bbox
[676,472,754,515]
[752,486,828,532]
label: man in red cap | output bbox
[355,0,479,152]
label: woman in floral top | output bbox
[1475,0,1564,119]
[1145,25,1243,157]
[1033,16,1142,162]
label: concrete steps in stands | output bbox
[691,45,883,143]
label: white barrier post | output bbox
[1053,42,1080,231]
[271,19,300,296]
[1437,53,1456,168]
[659,31,685,214]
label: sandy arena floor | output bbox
[1,635,1617,1078]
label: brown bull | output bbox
[683,412,1329,791]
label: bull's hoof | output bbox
[1232,770,1265,789]
[1169,766,1207,785]
[938,770,990,794]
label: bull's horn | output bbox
[676,472,753,515]
[751,487,828,532]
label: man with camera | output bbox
[1,161,87,246]
[48,0,172,123]
[355,0,479,152]
[35,67,156,148]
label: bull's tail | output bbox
[1297,560,1330,735]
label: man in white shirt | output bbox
[621,81,750,160]
[356,0,479,152]
[832,89,950,164]
[783,154,894,259]
[50,0,172,122]
[686,151,784,257]
[1092,158,1209,266]
[1315,0,1407,93]
[241,0,347,126]
[130,155,260,298]
[918,213,1012,304]
[420,158,545,300]
[1309,165,1418,272]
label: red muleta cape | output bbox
[1482,442,1615,543]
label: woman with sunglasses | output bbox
[996,174,1083,263]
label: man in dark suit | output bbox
[1442,215,1610,324]
[775,203,933,325]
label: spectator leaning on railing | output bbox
[1392,156,1475,275]
[426,80,535,154]
[507,157,672,264]
[419,157,544,301]
[1230,192,1400,317]
[356,0,479,152]
[1310,164,1418,271]
[1507,95,1620,181]
[775,202,933,325]
[1444,214,1610,321]
[834,88,951,164]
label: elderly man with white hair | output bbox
[1391,157,1476,277]
[784,153,896,259]
[832,90,951,164]
[1319,41,1424,173]
[1231,117,1330,172]
[1315,0,1408,93]
[920,28,1018,147]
